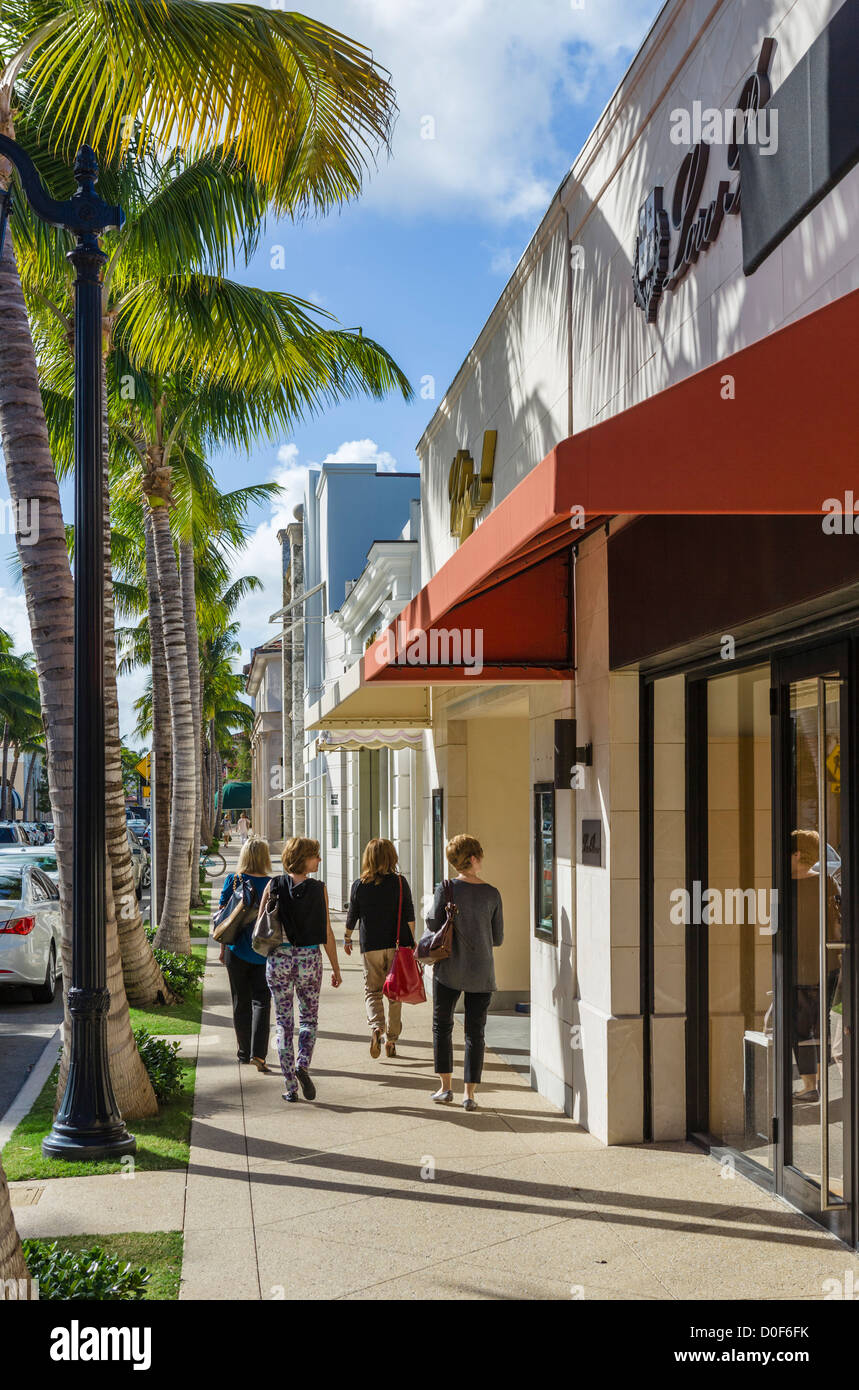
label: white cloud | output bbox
[306,0,657,221]
[0,587,32,655]
[320,438,398,473]
[486,244,519,278]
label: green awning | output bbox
[220,781,252,811]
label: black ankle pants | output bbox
[433,978,492,1083]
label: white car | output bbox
[0,823,30,847]
[0,862,62,1002]
[0,845,59,883]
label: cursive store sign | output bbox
[632,38,774,323]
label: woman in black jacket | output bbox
[344,838,416,1059]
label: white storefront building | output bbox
[307,0,859,1245]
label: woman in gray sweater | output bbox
[423,833,504,1112]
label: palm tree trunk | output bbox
[0,211,155,1119]
[144,506,171,921]
[56,865,158,1120]
[147,499,195,954]
[179,538,203,908]
[21,749,36,820]
[8,745,20,817]
[1,721,9,821]
[0,1155,27,1282]
[101,407,172,1006]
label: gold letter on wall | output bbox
[448,430,497,542]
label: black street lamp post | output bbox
[0,137,136,1160]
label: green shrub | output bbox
[133,1027,184,1103]
[144,927,205,1000]
[22,1240,151,1300]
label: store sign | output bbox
[632,38,774,323]
[742,0,859,273]
[449,430,497,543]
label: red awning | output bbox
[365,287,859,684]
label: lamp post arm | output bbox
[0,135,123,237]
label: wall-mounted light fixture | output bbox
[554,719,592,790]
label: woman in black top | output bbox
[257,837,341,1103]
[344,838,416,1059]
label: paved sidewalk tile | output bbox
[10,1170,187,1239]
[175,890,857,1302]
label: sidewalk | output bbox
[178,913,857,1301]
[10,862,859,1299]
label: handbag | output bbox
[251,880,287,957]
[383,877,426,1005]
[416,879,456,964]
[212,874,259,945]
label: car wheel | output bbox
[32,943,57,1004]
[141,865,151,889]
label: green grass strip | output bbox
[3,1060,196,1181]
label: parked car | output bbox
[127,817,148,839]
[127,827,149,899]
[0,823,30,846]
[0,862,62,1002]
[0,846,59,883]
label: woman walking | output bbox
[424,834,503,1112]
[257,837,342,1102]
[344,838,416,1059]
[217,838,274,1071]
[236,812,251,846]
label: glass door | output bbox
[775,646,852,1242]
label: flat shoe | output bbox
[385,1040,397,1058]
[431,1088,453,1104]
[462,1097,478,1112]
[370,1028,382,1058]
[283,1091,298,1103]
[296,1067,316,1100]
[251,1057,271,1073]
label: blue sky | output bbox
[0,0,661,740]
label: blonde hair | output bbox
[236,837,273,876]
[282,836,320,875]
[360,838,398,885]
[446,834,483,873]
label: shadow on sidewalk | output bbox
[186,1119,837,1248]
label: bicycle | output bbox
[200,847,226,877]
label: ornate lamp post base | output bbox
[41,987,136,1161]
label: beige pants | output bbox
[362,948,401,1041]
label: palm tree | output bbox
[0,632,40,819]
[0,1,401,1105]
[0,1154,27,1282]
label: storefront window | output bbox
[534,784,555,941]
[707,665,774,1170]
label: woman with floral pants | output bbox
[257,837,342,1102]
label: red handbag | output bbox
[383,877,426,1005]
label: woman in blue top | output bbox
[218,837,275,1072]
